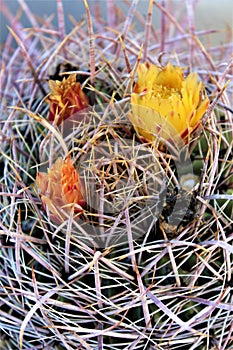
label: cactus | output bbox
[0,1,232,349]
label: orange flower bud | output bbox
[47,74,89,125]
[36,156,85,222]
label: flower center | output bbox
[152,84,180,100]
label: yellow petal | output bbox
[156,62,184,90]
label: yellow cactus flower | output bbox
[47,74,89,125]
[130,62,209,144]
[36,156,85,222]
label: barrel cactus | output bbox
[1,1,232,349]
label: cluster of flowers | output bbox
[36,62,209,221]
